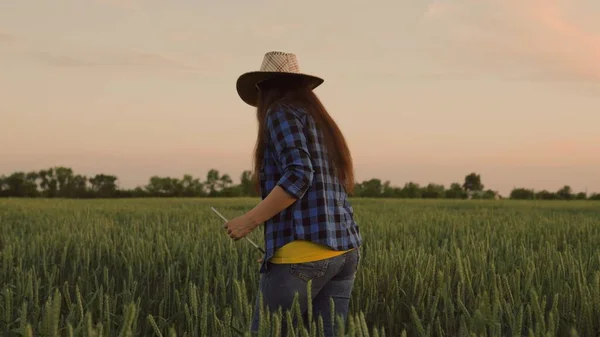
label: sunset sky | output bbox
[2,0,599,196]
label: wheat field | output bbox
[1,198,599,336]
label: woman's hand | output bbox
[222,186,296,241]
[223,213,259,240]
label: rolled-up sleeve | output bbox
[266,105,314,199]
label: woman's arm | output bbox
[224,105,314,240]
[248,105,314,224]
[246,185,297,225]
[224,185,297,240]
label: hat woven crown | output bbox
[259,51,300,73]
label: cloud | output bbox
[420,0,600,82]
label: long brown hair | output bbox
[252,76,355,194]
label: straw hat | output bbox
[236,51,324,107]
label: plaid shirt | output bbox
[258,102,362,272]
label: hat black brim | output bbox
[236,71,324,107]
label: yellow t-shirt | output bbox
[269,240,353,264]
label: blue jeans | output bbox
[250,249,360,336]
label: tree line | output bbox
[0,167,598,200]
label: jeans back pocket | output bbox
[289,259,329,282]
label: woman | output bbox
[223,51,362,336]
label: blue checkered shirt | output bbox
[257,102,362,272]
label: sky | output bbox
[1,0,599,196]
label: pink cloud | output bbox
[420,0,600,82]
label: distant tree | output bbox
[180,174,204,197]
[352,182,363,197]
[70,174,89,198]
[55,166,74,197]
[219,174,233,191]
[445,183,468,199]
[381,181,395,198]
[119,186,148,198]
[482,189,498,199]
[1,172,39,197]
[145,176,166,196]
[220,185,244,197]
[204,169,222,196]
[421,183,445,199]
[358,178,383,197]
[556,185,574,200]
[575,192,587,200]
[535,190,557,200]
[38,168,58,197]
[510,188,535,200]
[463,173,484,195]
[401,182,422,198]
[389,186,404,198]
[468,189,497,200]
[589,193,600,201]
[26,171,40,191]
[0,175,5,197]
[239,170,256,196]
[89,174,118,198]
[167,177,184,197]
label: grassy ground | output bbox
[1,198,599,336]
